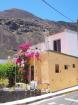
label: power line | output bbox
[41,0,74,22]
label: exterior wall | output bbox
[0,59,7,64]
[31,30,78,57]
[48,52,78,92]
[63,31,78,56]
[32,51,78,92]
[29,57,42,83]
[30,43,46,51]
[48,30,78,57]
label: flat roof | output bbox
[46,50,78,59]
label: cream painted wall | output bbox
[39,52,78,92]
[50,52,78,92]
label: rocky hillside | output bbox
[0,8,77,58]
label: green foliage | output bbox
[0,63,18,79]
[0,63,19,86]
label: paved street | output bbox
[27,91,78,105]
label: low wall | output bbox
[0,90,41,103]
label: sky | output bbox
[0,0,78,22]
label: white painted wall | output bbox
[0,59,7,64]
[62,31,78,57]
[31,30,78,57]
[48,30,78,57]
[30,43,46,51]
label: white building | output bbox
[0,59,7,64]
[31,29,78,57]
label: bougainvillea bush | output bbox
[13,42,40,84]
[0,42,40,86]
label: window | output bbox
[55,64,60,73]
[72,64,75,68]
[53,39,61,52]
[31,65,34,81]
[64,65,68,70]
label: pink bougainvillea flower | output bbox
[25,51,33,58]
[16,57,22,64]
[25,50,40,60]
[18,43,31,51]
[25,49,33,58]
[13,54,19,63]
[34,52,40,59]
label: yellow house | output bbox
[29,51,78,92]
[28,29,78,92]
